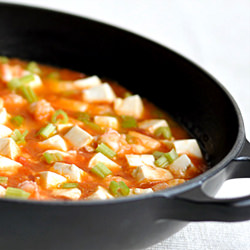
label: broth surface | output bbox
[0,58,206,200]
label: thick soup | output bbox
[0,57,206,200]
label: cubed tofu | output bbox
[125,154,155,168]
[39,171,67,189]
[0,186,6,197]
[128,131,161,152]
[24,73,42,88]
[0,138,19,159]
[56,123,73,134]
[87,186,114,200]
[130,188,153,195]
[51,188,81,200]
[88,152,120,171]
[0,108,7,124]
[43,149,70,159]
[114,95,144,118]
[168,154,193,177]
[39,135,67,151]
[173,139,202,158]
[0,156,22,173]
[73,75,101,89]
[0,125,12,138]
[94,116,119,130]
[64,125,93,149]
[50,162,86,182]
[83,83,116,103]
[132,165,173,182]
[138,119,168,134]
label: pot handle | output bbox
[158,139,250,222]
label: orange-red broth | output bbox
[0,59,206,200]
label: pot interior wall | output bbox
[0,4,239,167]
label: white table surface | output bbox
[1,1,250,249]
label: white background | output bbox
[1,1,250,249]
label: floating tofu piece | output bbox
[83,83,116,103]
[130,188,153,195]
[64,125,93,149]
[0,156,22,173]
[0,125,12,138]
[43,149,70,159]
[173,139,202,158]
[138,119,168,134]
[0,108,7,124]
[168,154,193,177]
[125,154,155,168]
[88,152,120,171]
[23,73,42,88]
[0,138,19,159]
[39,135,67,151]
[51,188,82,200]
[73,75,101,89]
[87,186,114,200]
[0,186,6,197]
[132,165,173,182]
[56,123,73,133]
[50,162,86,182]
[39,171,67,189]
[114,95,144,118]
[128,131,161,152]
[94,116,119,130]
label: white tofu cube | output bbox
[56,123,73,133]
[0,138,19,159]
[39,135,67,151]
[132,165,173,182]
[88,152,120,171]
[114,95,144,118]
[39,171,67,189]
[64,125,93,149]
[173,139,203,158]
[0,125,12,138]
[94,116,119,130]
[125,154,155,168]
[168,154,193,177]
[25,74,42,88]
[87,186,114,200]
[83,83,116,103]
[43,149,70,159]
[0,156,22,173]
[73,75,101,89]
[0,186,6,197]
[0,108,7,124]
[138,119,168,134]
[51,188,82,200]
[130,188,153,195]
[50,162,86,182]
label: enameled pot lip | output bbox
[0,2,246,207]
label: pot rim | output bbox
[0,2,246,207]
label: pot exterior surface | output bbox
[0,199,187,250]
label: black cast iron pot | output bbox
[0,3,250,250]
